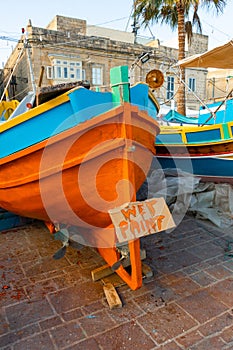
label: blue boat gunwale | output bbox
[0,82,159,134]
[0,85,115,132]
[0,89,72,133]
[0,101,159,165]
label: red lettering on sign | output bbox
[121,205,137,220]
[119,221,128,240]
[145,199,157,216]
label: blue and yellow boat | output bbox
[156,121,233,183]
[156,40,233,183]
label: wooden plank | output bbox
[91,264,113,281]
[103,283,122,309]
[101,273,126,288]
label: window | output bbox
[46,66,53,79]
[167,76,175,99]
[188,77,196,92]
[56,66,62,79]
[70,68,74,79]
[92,67,103,85]
[76,68,81,80]
[63,67,68,79]
[50,58,83,81]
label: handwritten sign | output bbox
[108,197,175,243]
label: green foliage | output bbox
[133,0,227,115]
[133,0,226,39]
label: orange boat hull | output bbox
[0,103,159,248]
[0,103,160,290]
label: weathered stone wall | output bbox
[187,33,208,56]
[46,15,86,35]
[206,68,233,102]
[2,39,29,101]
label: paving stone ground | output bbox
[0,214,233,350]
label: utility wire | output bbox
[94,17,129,27]
[125,5,134,32]
[201,18,232,40]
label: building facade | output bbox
[206,68,233,102]
[3,15,209,112]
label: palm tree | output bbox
[133,0,226,115]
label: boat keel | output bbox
[45,221,143,290]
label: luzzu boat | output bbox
[161,109,199,126]
[161,98,233,126]
[0,65,162,290]
[156,40,233,184]
[156,121,233,183]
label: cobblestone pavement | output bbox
[0,215,233,350]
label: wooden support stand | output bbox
[91,249,147,282]
[91,249,153,309]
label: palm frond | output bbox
[201,0,226,13]
[192,9,202,33]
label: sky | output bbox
[1,0,233,66]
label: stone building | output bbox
[3,15,208,112]
[206,68,233,102]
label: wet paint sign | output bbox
[109,197,175,243]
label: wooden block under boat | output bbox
[103,283,122,309]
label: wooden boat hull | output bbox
[156,153,233,184]
[0,66,161,290]
[0,103,159,247]
[156,121,233,183]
